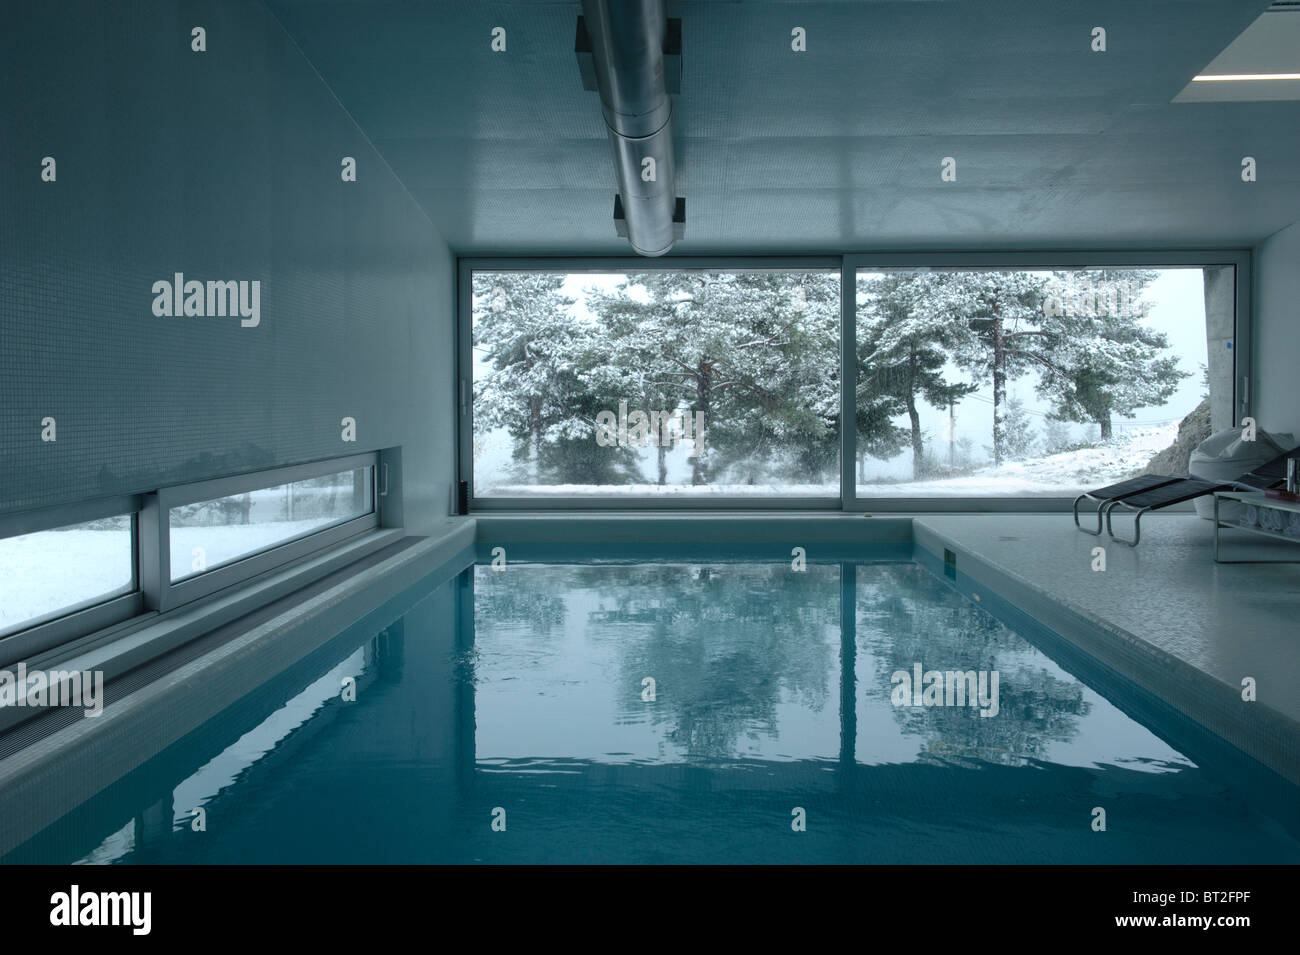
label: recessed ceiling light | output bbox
[1192,72,1300,81]
[1174,7,1300,102]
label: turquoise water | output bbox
[7,554,1300,864]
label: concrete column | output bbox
[1203,265,1235,431]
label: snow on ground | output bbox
[485,482,840,496]
[875,422,1179,496]
[169,520,343,579]
[0,525,133,634]
[485,422,1179,497]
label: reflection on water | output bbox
[7,558,1299,865]
[858,565,1093,768]
[474,564,839,764]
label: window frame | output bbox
[459,251,1251,512]
[0,494,144,662]
[459,255,845,510]
[143,452,381,613]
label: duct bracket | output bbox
[614,195,686,240]
[576,17,681,94]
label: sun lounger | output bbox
[1082,446,1299,547]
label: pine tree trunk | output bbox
[691,364,711,486]
[992,313,1006,468]
[1099,415,1112,440]
[906,345,924,477]
[529,395,542,483]
[657,443,667,485]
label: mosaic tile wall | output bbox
[0,0,456,532]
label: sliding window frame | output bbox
[458,255,844,511]
[843,249,1252,513]
[145,452,380,612]
[459,251,1249,512]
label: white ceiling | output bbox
[267,0,1300,254]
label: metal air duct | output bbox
[576,0,685,256]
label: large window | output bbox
[855,266,1220,498]
[462,255,1243,508]
[469,267,841,499]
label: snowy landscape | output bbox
[471,267,1208,499]
[485,420,1181,497]
[864,421,1181,496]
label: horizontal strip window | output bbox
[0,507,137,640]
[0,454,384,665]
[145,454,380,613]
[168,465,374,582]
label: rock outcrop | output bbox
[1141,397,1211,476]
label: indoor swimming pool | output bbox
[6,547,1299,865]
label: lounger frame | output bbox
[1104,499,1157,547]
[1072,477,1182,536]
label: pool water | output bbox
[7,555,1300,864]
